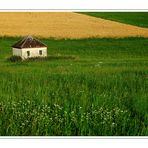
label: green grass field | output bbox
[0,37,147,136]
[80,12,148,28]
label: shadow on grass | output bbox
[7,55,79,63]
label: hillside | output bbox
[81,12,148,28]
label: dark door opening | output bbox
[39,50,42,55]
[27,51,30,57]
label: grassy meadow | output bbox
[81,12,148,28]
[0,37,147,136]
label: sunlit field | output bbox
[0,37,147,136]
[0,12,148,38]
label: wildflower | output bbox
[64,111,67,114]
[21,123,25,126]
[111,122,117,128]
[27,100,31,104]
[49,118,53,121]
[71,111,75,114]
[95,64,100,67]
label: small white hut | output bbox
[12,35,47,59]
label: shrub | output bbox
[8,56,22,62]
[24,55,78,62]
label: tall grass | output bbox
[0,71,147,136]
[0,37,147,136]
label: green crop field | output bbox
[0,37,148,136]
[80,12,148,28]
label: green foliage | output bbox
[25,55,77,62]
[7,55,77,63]
[0,37,147,136]
[80,12,148,28]
[8,55,22,62]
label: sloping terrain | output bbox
[80,12,148,28]
[0,12,148,39]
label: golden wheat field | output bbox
[0,12,148,38]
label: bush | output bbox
[8,55,78,62]
[25,55,78,62]
[25,55,77,61]
[8,56,22,62]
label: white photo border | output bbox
[0,0,148,10]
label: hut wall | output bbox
[21,47,47,59]
[12,48,22,57]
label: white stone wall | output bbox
[12,48,22,57]
[13,47,47,59]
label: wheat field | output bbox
[0,12,148,39]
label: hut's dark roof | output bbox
[12,35,47,49]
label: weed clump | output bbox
[26,55,77,61]
[8,56,22,62]
[8,55,78,62]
